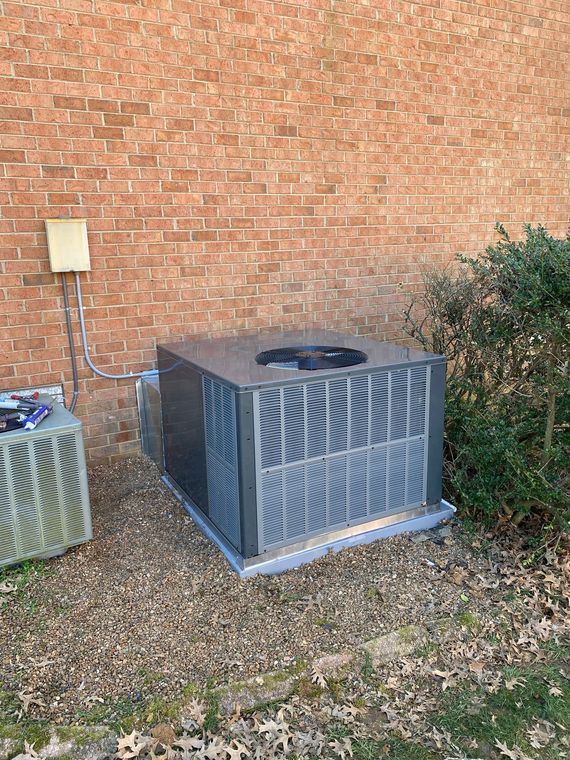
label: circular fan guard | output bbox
[256,345,368,371]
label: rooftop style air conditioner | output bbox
[0,401,92,567]
[158,329,453,576]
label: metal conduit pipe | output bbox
[74,271,158,380]
[61,272,79,413]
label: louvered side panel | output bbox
[387,442,407,511]
[406,438,426,506]
[258,388,282,468]
[306,460,327,532]
[8,442,42,556]
[33,437,64,548]
[389,370,409,441]
[328,379,348,453]
[206,454,240,548]
[202,377,241,550]
[0,448,17,564]
[348,451,367,521]
[306,383,327,458]
[409,366,428,437]
[284,467,306,540]
[283,386,305,463]
[350,376,369,449]
[370,373,389,444]
[203,377,237,469]
[368,447,387,515]
[326,456,348,527]
[260,471,284,547]
[56,433,90,545]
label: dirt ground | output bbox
[1,458,495,722]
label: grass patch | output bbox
[75,680,201,734]
[360,652,375,684]
[0,560,48,605]
[382,736,440,759]
[0,689,51,755]
[434,661,570,758]
[75,696,142,731]
[327,722,438,759]
[456,611,481,632]
[0,559,47,587]
[0,719,51,756]
[202,689,220,734]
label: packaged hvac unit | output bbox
[158,329,453,576]
[0,401,92,568]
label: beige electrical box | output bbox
[45,218,91,272]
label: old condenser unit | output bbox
[158,330,453,576]
[0,401,92,568]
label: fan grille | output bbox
[256,345,368,371]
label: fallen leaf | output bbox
[181,697,208,728]
[173,735,205,752]
[17,689,46,714]
[526,720,556,749]
[430,669,459,691]
[115,730,151,759]
[505,677,527,691]
[494,739,518,759]
[311,666,327,688]
[329,737,353,758]
[225,739,251,759]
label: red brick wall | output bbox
[1,0,569,462]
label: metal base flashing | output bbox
[162,474,455,578]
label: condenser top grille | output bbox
[255,345,367,371]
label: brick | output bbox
[274,125,298,137]
[120,101,151,115]
[87,98,120,113]
[0,149,25,162]
[41,165,75,178]
[93,126,124,139]
[53,96,87,110]
[0,106,32,120]
[333,96,354,107]
[103,113,134,126]
[194,68,219,82]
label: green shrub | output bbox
[405,224,569,534]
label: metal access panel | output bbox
[157,329,448,574]
[0,401,92,568]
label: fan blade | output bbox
[297,357,321,370]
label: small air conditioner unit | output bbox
[158,329,453,576]
[0,401,92,568]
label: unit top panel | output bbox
[158,329,444,391]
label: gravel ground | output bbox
[1,458,491,722]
